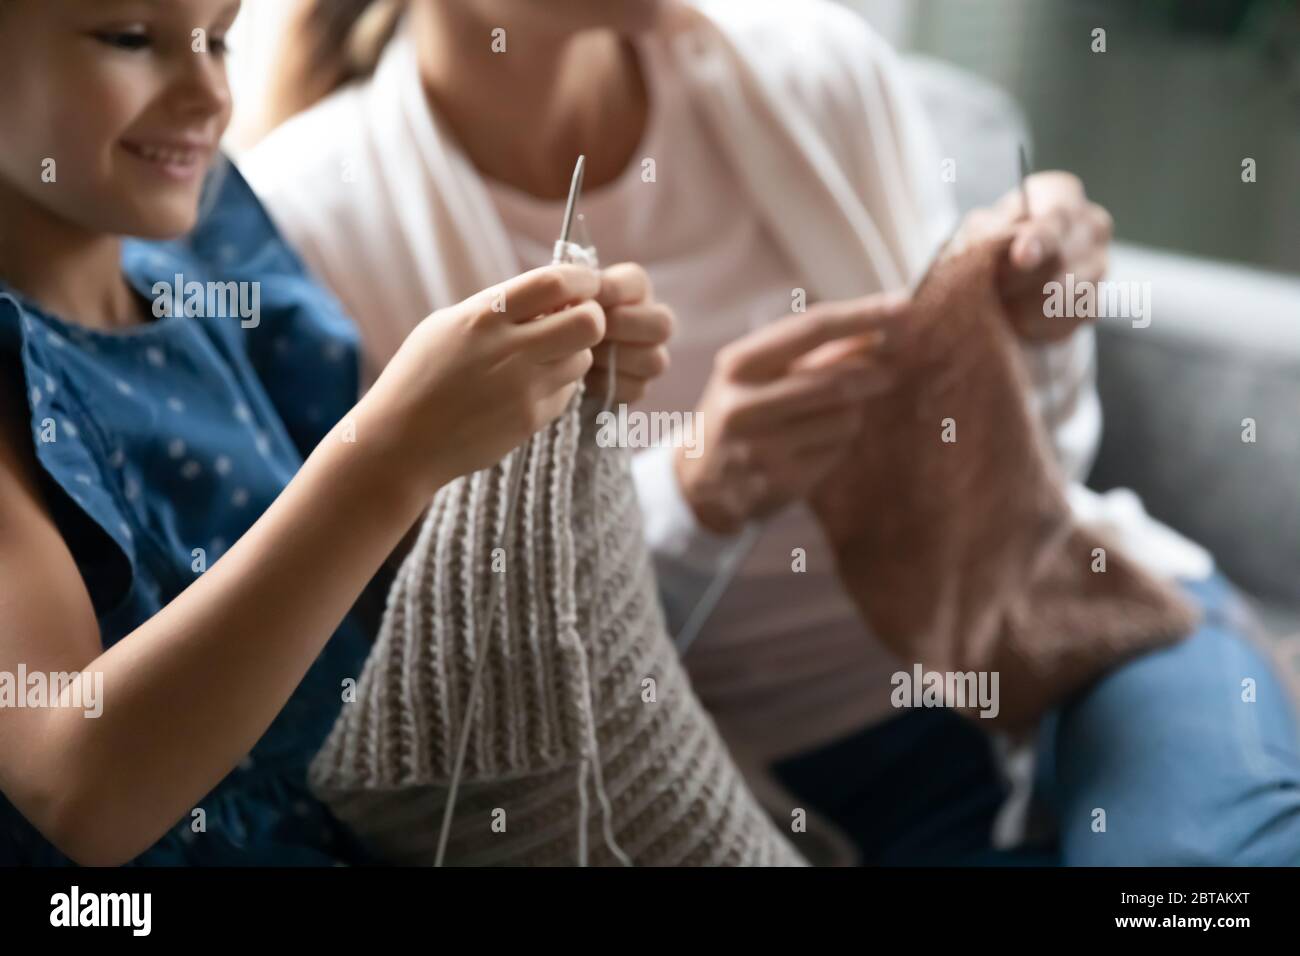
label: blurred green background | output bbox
[843,0,1299,274]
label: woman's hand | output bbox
[675,294,904,536]
[588,263,675,405]
[954,171,1114,343]
[359,264,606,496]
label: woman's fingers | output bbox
[1000,187,1112,339]
[731,415,863,490]
[729,362,890,432]
[1008,206,1070,273]
[720,299,904,382]
[772,405,865,452]
[793,300,907,370]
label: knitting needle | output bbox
[436,155,634,868]
[681,180,955,656]
[557,154,586,254]
[1017,144,1063,445]
[1018,143,1033,224]
[554,157,630,864]
[437,156,595,868]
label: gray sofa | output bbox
[1091,246,1300,646]
[906,56,1300,656]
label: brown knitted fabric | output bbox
[310,390,806,866]
[810,239,1199,731]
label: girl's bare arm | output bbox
[0,265,604,866]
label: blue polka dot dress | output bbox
[0,162,377,865]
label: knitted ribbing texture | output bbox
[309,389,807,866]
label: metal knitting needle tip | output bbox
[559,155,586,246]
[1018,143,1032,220]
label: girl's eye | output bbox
[93,30,151,51]
[208,35,230,56]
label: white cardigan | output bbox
[242,0,1208,632]
[246,1,962,370]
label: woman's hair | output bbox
[260,0,406,136]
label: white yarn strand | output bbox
[434,442,528,867]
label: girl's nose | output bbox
[170,40,233,122]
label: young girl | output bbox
[0,0,670,865]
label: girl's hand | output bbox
[0,267,603,867]
[589,263,675,405]
[359,264,606,495]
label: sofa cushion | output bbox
[1089,244,1300,609]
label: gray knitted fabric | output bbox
[309,389,806,866]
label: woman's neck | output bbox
[410,3,649,199]
[0,185,137,331]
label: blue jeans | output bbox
[771,573,1300,865]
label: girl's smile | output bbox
[120,135,219,185]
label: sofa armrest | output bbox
[1089,242,1300,606]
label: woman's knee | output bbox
[1047,575,1300,866]
[1061,802,1300,866]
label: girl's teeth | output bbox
[134,144,197,164]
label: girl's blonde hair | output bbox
[260,0,406,136]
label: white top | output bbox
[243,0,1212,765]
[484,39,912,758]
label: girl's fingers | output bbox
[537,348,595,395]
[586,370,650,405]
[590,342,670,380]
[597,262,653,308]
[533,382,582,430]
[515,300,606,361]
[490,265,601,323]
[602,302,676,346]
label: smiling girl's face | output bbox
[0,0,239,240]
